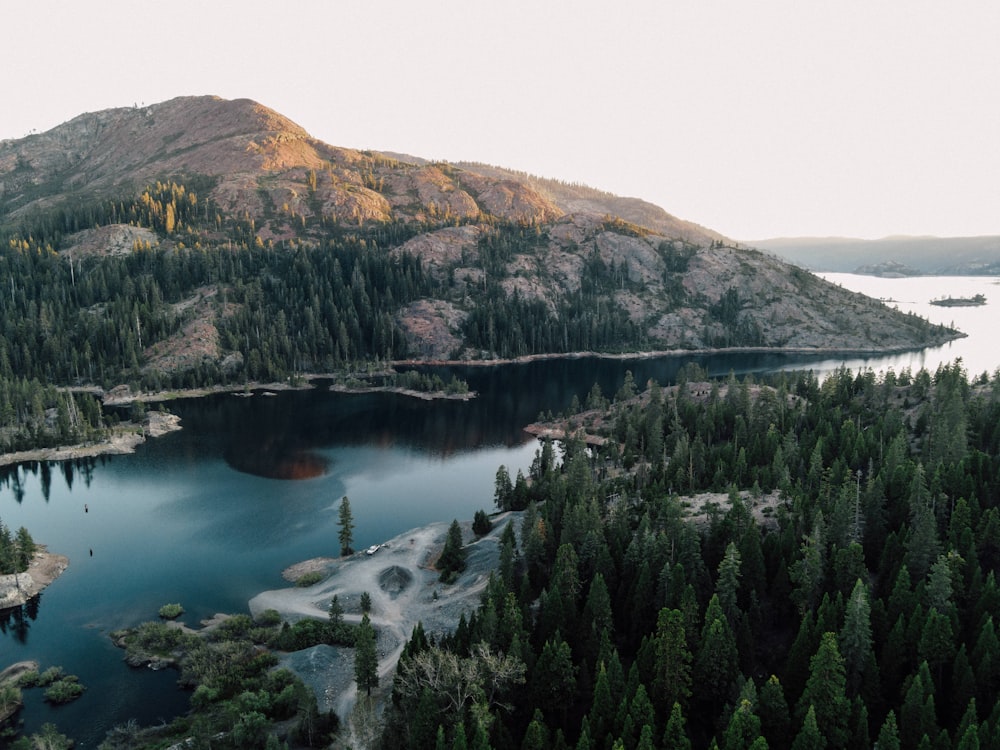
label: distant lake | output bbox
[810,273,999,379]
[0,274,996,746]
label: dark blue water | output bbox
[0,274,994,746]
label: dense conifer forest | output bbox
[2,171,993,748]
[375,361,1000,750]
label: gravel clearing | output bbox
[248,512,522,720]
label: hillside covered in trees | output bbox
[372,360,1000,750]
[87,360,1000,749]
[0,97,957,398]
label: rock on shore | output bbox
[0,551,69,609]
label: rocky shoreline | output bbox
[0,341,962,469]
[0,550,69,609]
[0,411,181,468]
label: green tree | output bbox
[904,465,940,581]
[724,698,763,750]
[473,509,492,536]
[662,701,693,750]
[797,632,849,750]
[791,514,826,615]
[354,613,379,696]
[338,496,355,556]
[717,542,743,626]
[439,519,467,582]
[653,607,692,713]
[13,526,34,572]
[328,594,345,633]
[495,465,514,511]
[918,608,954,686]
[791,705,824,750]
[695,595,739,710]
[875,710,900,750]
[839,580,874,699]
[530,634,577,728]
[759,675,791,750]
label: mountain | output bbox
[751,235,1000,275]
[0,96,959,387]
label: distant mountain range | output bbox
[0,96,961,386]
[750,236,1000,276]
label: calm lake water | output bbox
[0,274,996,746]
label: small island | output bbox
[930,293,987,307]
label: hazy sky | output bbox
[4,1,999,241]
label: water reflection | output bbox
[0,594,41,643]
[223,437,329,479]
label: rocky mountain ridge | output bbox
[0,96,961,381]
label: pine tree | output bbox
[662,702,692,750]
[839,580,873,698]
[338,496,355,556]
[904,465,940,581]
[354,613,379,695]
[723,698,763,750]
[717,542,743,626]
[695,595,739,710]
[790,705,824,750]
[439,519,467,582]
[918,608,954,687]
[653,607,692,713]
[759,675,791,750]
[875,711,901,750]
[589,663,616,750]
[797,632,849,749]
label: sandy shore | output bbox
[249,512,521,722]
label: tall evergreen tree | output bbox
[839,580,874,699]
[662,702,693,750]
[790,705,824,750]
[695,595,739,711]
[354,613,379,696]
[797,632,849,750]
[338,496,355,556]
[653,607,692,714]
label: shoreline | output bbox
[389,338,966,368]
[0,340,964,467]
[0,411,181,468]
[0,550,70,610]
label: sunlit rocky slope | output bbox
[0,96,959,380]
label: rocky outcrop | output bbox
[0,552,68,609]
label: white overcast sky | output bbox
[3,1,999,241]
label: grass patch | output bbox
[295,571,325,587]
[159,603,185,619]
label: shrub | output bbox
[43,676,85,704]
[159,603,185,619]
[295,571,325,587]
[36,666,65,687]
[15,669,40,688]
[255,609,283,627]
[211,614,254,641]
[131,621,188,656]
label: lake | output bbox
[0,273,996,746]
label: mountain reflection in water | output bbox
[223,437,329,479]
